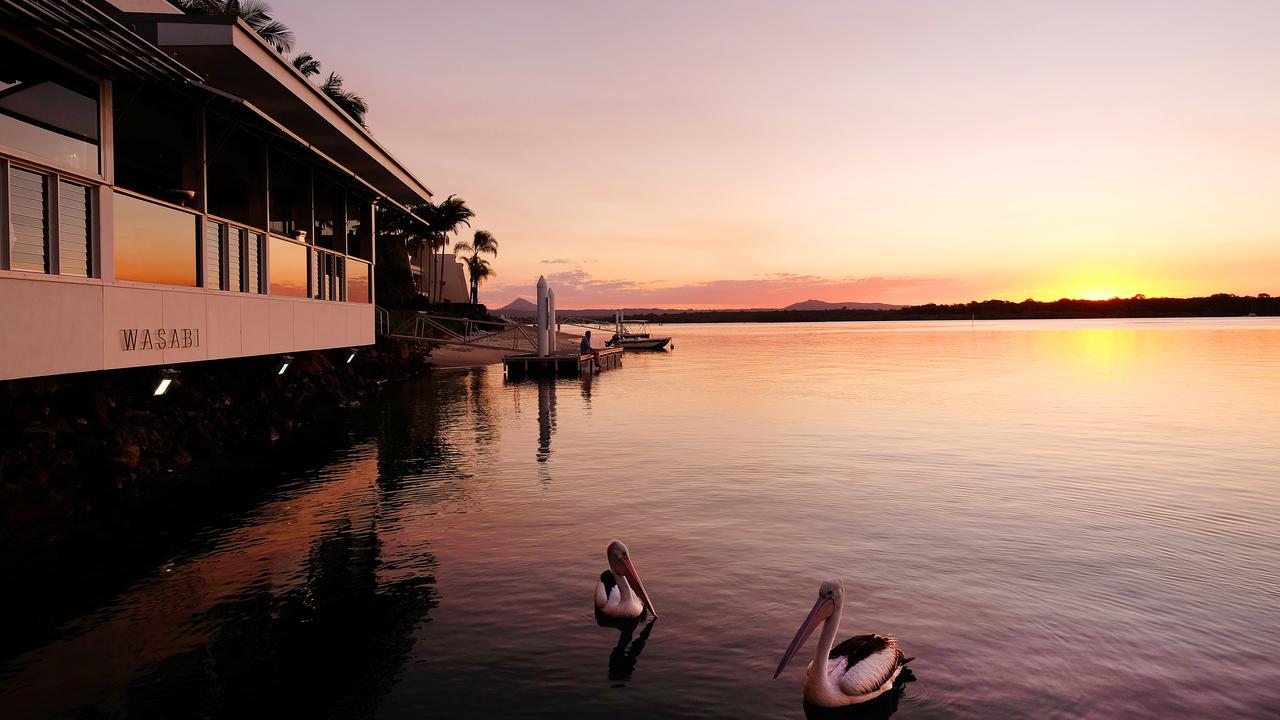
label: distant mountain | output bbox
[495,300,689,318]
[497,297,539,315]
[783,299,902,311]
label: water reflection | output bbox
[594,614,656,686]
[124,519,437,717]
[537,379,557,463]
[801,673,912,720]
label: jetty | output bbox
[501,275,624,379]
[503,346,624,379]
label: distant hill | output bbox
[495,299,689,318]
[496,297,538,315]
[784,299,902,311]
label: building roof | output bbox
[0,0,201,83]
[124,12,433,208]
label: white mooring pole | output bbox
[548,287,557,352]
[536,275,549,357]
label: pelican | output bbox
[593,540,657,619]
[774,578,912,708]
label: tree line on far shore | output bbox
[629,294,1278,324]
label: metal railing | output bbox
[375,308,540,352]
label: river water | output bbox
[2,319,1278,719]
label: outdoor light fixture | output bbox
[346,348,358,364]
[277,354,294,376]
[153,368,180,396]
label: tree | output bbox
[319,72,369,127]
[172,0,295,53]
[424,196,474,303]
[454,230,498,304]
[291,51,321,77]
[463,256,494,304]
[374,205,432,306]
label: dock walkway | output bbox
[503,346,624,379]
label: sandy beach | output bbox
[425,328,586,369]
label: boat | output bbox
[605,313,672,351]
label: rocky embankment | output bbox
[0,339,431,571]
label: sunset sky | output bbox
[273,0,1280,308]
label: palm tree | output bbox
[172,0,295,53]
[425,196,474,303]
[291,51,321,77]
[463,256,495,305]
[319,72,369,127]
[454,230,499,304]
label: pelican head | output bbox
[607,540,657,617]
[774,578,844,678]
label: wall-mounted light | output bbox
[153,368,181,396]
[277,354,294,376]
[346,348,358,364]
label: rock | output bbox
[22,424,57,450]
[113,444,141,469]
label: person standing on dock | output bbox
[581,331,602,371]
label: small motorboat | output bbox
[605,313,671,351]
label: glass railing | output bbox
[113,191,199,287]
[347,259,371,304]
[268,234,309,298]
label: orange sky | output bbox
[275,0,1280,308]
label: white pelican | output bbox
[774,578,912,708]
[593,540,657,619]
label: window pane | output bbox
[58,180,91,277]
[113,192,198,286]
[268,236,307,297]
[347,259,370,304]
[9,167,48,273]
[228,227,243,292]
[0,39,100,175]
[247,232,263,293]
[112,81,199,206]
[205,220,223,289]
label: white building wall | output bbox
[0,273,374,381]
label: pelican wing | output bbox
[830,634,904,698]
[595,570,617,608]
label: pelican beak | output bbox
[774,596,834,679]
[617,555,657,617]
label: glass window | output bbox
[113,81,200,206]
[9,166,48,273]
[207,116,266,227]
[57,180,91,277]
[247,232,263,293]
[346,194,372,260]
[228,227,243,292]
[268,147,310,239]
[204,220,223,289]
[268,235,308,297]
[0,40,100,175]
[347,259,370,304]
[114,192,198,286]
[313,176,342,251]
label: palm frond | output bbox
[320,72,369,127]
[291,51,321,77]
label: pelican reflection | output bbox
[594,613,656,684]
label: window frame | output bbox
[1,155,98,278]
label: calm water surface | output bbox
[3,319,1279,719]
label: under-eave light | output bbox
[153,368,180,396]
[278,354,294,376]
[346,349,358,364]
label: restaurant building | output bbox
[0,0,432,381]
